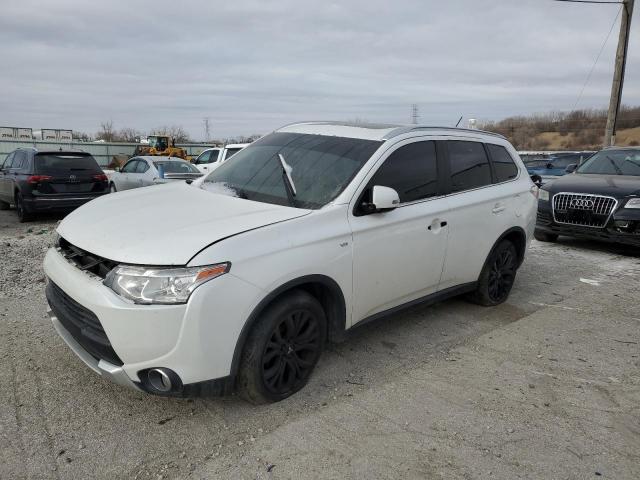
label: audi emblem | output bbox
[569,198,594,209]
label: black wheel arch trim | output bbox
[484,226,528,271]
[228,274,347,382]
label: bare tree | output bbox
[150,125,191,143]
[72,131,91,142]
[96,120,115,142]
[118,127,141,143]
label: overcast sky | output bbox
[1,0,638,140]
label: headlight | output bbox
[538,189,550,202]
[625,198,640,209]
[104,262,230,304]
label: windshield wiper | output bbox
[606,155,623,175]
[278,154,297,207]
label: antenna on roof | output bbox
[455,116,463,127]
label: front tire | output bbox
[534,230,558,242]
[237,289,326,404]
[469,240,518,306]
[15,193,33,222]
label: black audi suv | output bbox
[535,146,640,247]
[0,148,108,222]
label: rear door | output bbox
[34,153,103,196]
[116,159,140,190]
[135,159,153,187]
[438,140,522,290]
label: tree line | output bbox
[480,105,640,150]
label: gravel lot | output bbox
[1,207,639,480]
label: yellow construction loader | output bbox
[133,135,188,159]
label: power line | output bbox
[552,0,622,4]
[572,5,623,109]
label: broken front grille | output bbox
[552,193,617,228]
[57,237,116,279]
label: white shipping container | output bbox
[0,127,15,139]
[42,129,58,140]
[59,130,73,141]
[17,128,32,140]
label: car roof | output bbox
[603,146,640,151]
[136,156,188,162]
[225,143,250,148]
[276,121,506,141]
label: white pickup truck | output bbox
[192,143,249,173]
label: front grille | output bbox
[552,193,617,228]
[46,281,123,366]
[58,237,116,279]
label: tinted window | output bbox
[447,141,492,192]
[135,161,150,173]
[224,148,242,160]
[203,132,381,209]
[2,152,15,169]
[487,144,518,182]
[35,154,101,175]
[13,151,27,169]
[369,141,438,203]
[121,160,139,173]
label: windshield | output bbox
[153,161,199,173]
[202,132,382,209]
[576,149,640,176]
[35,154,101,174]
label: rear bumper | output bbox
[536,201,640,246]
[24,193,107,211]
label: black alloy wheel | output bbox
[261,309,321,395]
[238,289,326,403]
[469,240,519,306]
[487,245,517,303]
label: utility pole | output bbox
[203,117,211,142]
[604,0,634,147]
[411,104,419,124]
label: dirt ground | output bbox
[1,208,639,480]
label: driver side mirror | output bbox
[530,174,542,187]
[565,163,577,174]
[371,185,400,212]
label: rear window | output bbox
[35,154,100,174]
[153,161,199,173]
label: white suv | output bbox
[43,122,537,403]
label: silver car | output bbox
[108,156,202,192]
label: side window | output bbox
[13,151,26,169]
[196,151,211,164]
[210,149,220,162]
[487,144,518,183]
[368,141,439,203]
[447,141,492,193]
[121,160,139,173]
[136,161,150,173]
[2,152,15,169]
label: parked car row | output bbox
[525,151,594,184]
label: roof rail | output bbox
[382,126,506,140]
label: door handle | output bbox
[492,205,505,214]
[428,221,448,230]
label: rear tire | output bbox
[0,200,9,210]
[534,230,558,242]
[469,240,518,306]
[237,289,326,404]
[15,193,33,223]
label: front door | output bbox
[349,140,449,323]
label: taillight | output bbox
[27,175,53,184]
[93,174,108,182]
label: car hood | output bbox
[544,173,640,198]
[57,182,311,265]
